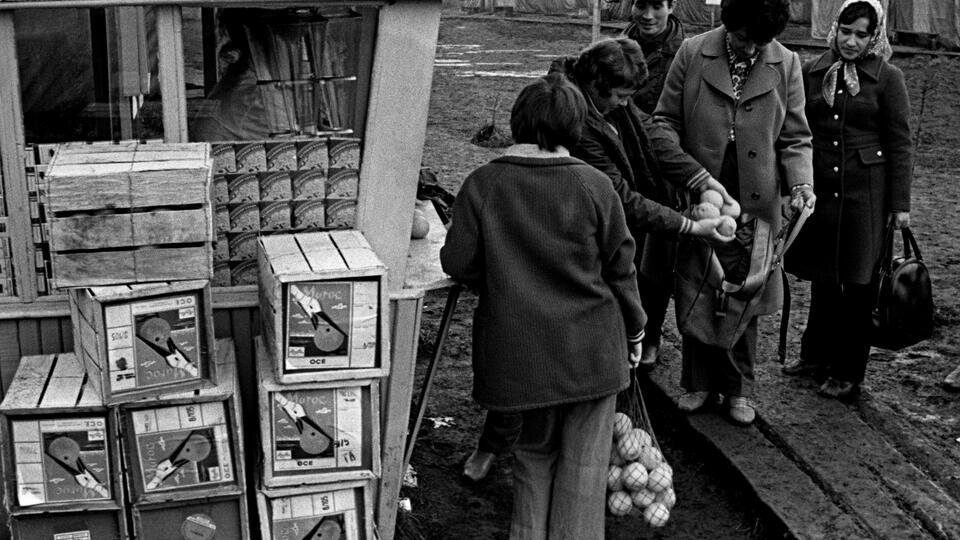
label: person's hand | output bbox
[702,177,737,207]
[790,184,816,211]
[689,217,734,243]
[627,331,645,368]
[891,211,910,229]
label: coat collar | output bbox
[701,27,784,102]
[808,50,882,81]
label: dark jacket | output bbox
[786,51,913,285]
[440,155,646,412]
[624,14,685,114]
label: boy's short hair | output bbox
[721,0,790,43]
[510,73,587,152]
[572,38,648,98]
[632,0,675,9]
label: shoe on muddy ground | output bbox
[677,391,711,412]
[817,377,860,400]
[637,343,659,371]
[782,356,823,377]
[726,396,755,426]
[462,449,496,482]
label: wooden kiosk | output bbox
[0,0,442,538]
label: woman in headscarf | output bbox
[784,0,912,400]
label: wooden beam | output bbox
[155,5,188,142]
[357,0,442,292]
[0,13,38,302]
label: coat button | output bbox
[833,114,839,120]
[833,166,839,172]
[744,104,753,111]
[748,150,757,158]
[833,192,839,198]
[750,192,760,200]
[838,89,844,94]
[833,140,839,147]
[877,150,883,156]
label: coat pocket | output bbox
[857,147,886,166]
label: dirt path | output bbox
[404,13,960,539]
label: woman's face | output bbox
[726,28,771,59]
[836,17,873,60]
[588,84,635,115]
[630,1,673,38]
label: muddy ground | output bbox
[400,12,960,539]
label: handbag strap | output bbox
[900,226,923,261]
[777,266,791,364]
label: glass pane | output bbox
[184,6,377,288]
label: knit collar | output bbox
[502,144,570,158]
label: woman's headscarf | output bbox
[822,0,892,107]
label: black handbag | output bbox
[871,225,934,351]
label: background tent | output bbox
[812,0,959,49]
[605,0,812,25]
[516,0,590,13]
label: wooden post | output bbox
[592,0,601,43]
[357,1,442,292]
[0,13,38,303]
[377,292,424,540]
[155,5,188,142]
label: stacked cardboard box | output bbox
[255,230,387,539]
[0,142,250,540]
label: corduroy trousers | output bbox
[509,393,616,540]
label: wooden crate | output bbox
[43,141,214,288]
[256,338,381,488]
[10,508,127,540]
[257,480,375,540]
[131,494,249,540]
[119,338,244,504]
[0,352,123,513]
[258,230,389,383]
[70,281,216,404]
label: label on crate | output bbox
[105,294,203,393]
[285,281,377,371]
[53,532,91,540]
[270,487,361,540]
[271,386,363,473]
[11,417,111,506]
[130,402,235,493]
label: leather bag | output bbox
[871,225,934,351]
[674,206,811,350]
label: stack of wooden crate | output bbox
[0,141,249,539]
[255,230,388,539]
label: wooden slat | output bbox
[156,5,188,142]
[262,234,312,275]
[0,354,54,410]
[49,209,210,251]
[38,371,83,408]
[17,319,41,357]
[295,232,348,273]
[60,317,74,352]
[38,318,61,354]
[339,248,384,271]
[51,246,211,287]
[0,320,21,396]
[45,170,133,213]
[377,294,422,537]
[52,151,136,165]
[0,13,37,301]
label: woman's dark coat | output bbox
[786,50,913,285]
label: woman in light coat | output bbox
[653,0,814,425]
[784,0,912,400]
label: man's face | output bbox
[630,1,673,38]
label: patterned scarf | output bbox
[822,0,893,107]
[724,31,760,141]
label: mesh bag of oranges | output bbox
[606,370,674,527]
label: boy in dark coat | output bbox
[441,74,646,538]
